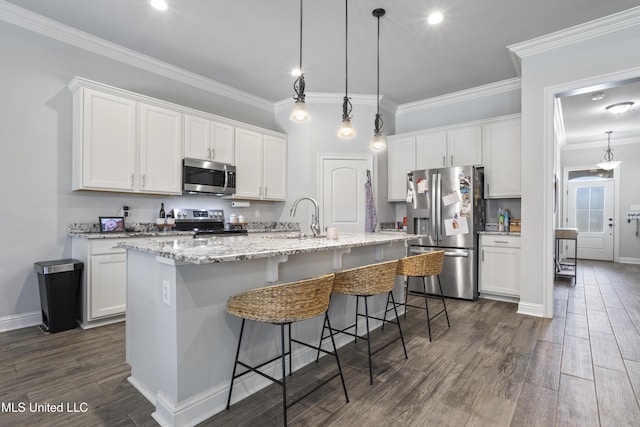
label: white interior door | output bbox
[321,157,370,232]
[566,179,614,261]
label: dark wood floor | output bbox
[1,260,639,426]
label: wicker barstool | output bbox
[389,250,449,342]
[317,260,407,384]
[225,274,349,426]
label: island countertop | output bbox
[118,232,418,264]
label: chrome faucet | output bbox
[289,196,321,237]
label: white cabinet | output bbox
[184,114,234,164]
[479,234,521,298]
[416,131,447,170]
[138,103,183,194]
[89,252,127,319]
[72,88,137,191]
[483,116,521,198]
[447,125,483,166]
[388,135,417,201]
[71,84,182,195]
[234,129,287,200]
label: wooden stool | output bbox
[392,250,449,342]
[317,260,407,384]
[225,274,348,426]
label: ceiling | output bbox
[5,0,640,143]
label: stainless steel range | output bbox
[171,209,247,237]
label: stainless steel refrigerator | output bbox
[406,166,484,300]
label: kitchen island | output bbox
[119,232,416,427]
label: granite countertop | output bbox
[69,230,195,239]
[477,230,521,236]
[118,232,419,265]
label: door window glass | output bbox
[575,186,605,233]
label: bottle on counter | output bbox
[159,202,166,219]
[504,209,510,232]
[498,208,504,231]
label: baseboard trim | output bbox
[517,302,544,318]
[0,311,41,332]
[619,257,640,265]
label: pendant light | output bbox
[370,8,386,152]
[597,131,621,170]
[338,0,354,138]
[290,0,309,122]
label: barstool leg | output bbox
[404,277,408,319]
[316,314,329,363]
[354,296,360,344]
[422,276,432,342]
[438,275,450,327]
[381,291,391,331]
[389,291,408,359]
[288,323,293,376]
[325,313,350,403]
[226,318,246,410]
[364,296,373,385]
[280,324,287,427]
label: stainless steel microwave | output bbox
[183,158,236,196]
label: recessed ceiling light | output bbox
[591,92,605,101]
[427,12,444,25]
[150,0,168,11]
[606,102,634,114]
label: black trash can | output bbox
[34,259,83,333]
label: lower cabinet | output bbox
[479,234,521,298]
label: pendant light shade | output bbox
[370,8,386,152]
[597,131,621,170]
[290,0,309,122]
[338,0,355,138]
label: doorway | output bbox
[565,174,615,261]
[319,155,373,232]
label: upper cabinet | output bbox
[387,115,520,202]
[71,86,182,195]
[234,129,287,201]
[483,116,521,198]
[68,77,286,198]
[184,114,234,164]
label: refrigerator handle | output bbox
[431,173,438,239]
[436,173,442,240]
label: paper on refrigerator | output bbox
[444,216,469,236]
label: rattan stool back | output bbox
[396,250,445,278]
[332,260,399,296]
[226,274,335,324]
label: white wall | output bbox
[274,96,396,233]
[561,141,640,261]
[518,23,640,316]
[0,22,282,325]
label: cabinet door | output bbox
[416,131,447,170]
[262,135,287,200]
[138,103,183,194]
[79,89,136,191]
[211,122,235,165]
[184,114,211,160]
[89,253,127,319]
[387,135,416,201]
[234,128,262,198]
[483,118,521,198]
[447,125,482,166]
[479,245,521,296]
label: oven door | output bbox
[183,158,236,195]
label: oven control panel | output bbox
[172,209,225,221]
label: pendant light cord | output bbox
[376,12,380,117]
[345,0,348,97]
[299,0,303,71]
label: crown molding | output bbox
[561,135,640,151]
[508,6,640,74]
[274,93,397,112]
[0,0,274,112]
[396,78,521,114]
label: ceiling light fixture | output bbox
[597,131,621,170]
[591,92,605,101]
[606,102,634,114]
[149,0,168,11]
[338,0,355,138]
[427,12,444,25]
[290,0,309,122]
[370,8,386,152]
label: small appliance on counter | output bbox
[171,209,247,237]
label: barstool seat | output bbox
[225,273,349,426]
[317,260,407,384]
[391,250,449,342]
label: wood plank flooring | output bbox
[1,260,639,426]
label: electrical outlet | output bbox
[123,205,130,217]
[255,210,260,218]
[162,280,171,306]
